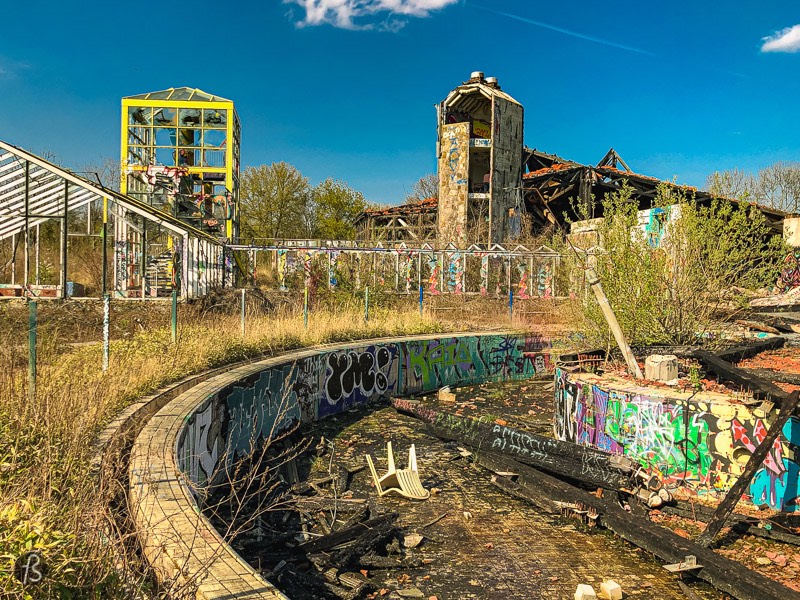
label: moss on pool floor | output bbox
[229,379,721,599]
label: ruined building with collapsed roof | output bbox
[355,72,790,246]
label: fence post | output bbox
[28,300,36,402]
[240,288,246,338]
[304,285,309,330]
[102,294,110,371]
[364,286,369,322]
[509,288,514,323]
[171,289,178,343]
[418,284,424,316]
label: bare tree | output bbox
[405,173,438,203]
[707,162,800,213]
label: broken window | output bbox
[203,109,227,128]
[154,127,176,147]
[155,148,175,166]
[178,128,202,147]
[154,107,176,126]
[179,108,201,126]
[203,130,226,148]
[128,106,152,125]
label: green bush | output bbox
[569,184,787,347]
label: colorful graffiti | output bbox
[480,254,489,296]
[447,252,464,294]
[277,249,288,291]
[536,263,553,298]
[776,250,800,293]
[517,263,529,299]
[176,334,555,496]
[554,369,800,512]
[428,254,440,295]
[329,250,339,288]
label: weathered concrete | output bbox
[553,368,800,512]
[128,332,555,598]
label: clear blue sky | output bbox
[1,1,799,205]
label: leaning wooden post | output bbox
[696,389,800,547]
[364,286,369,323]
[585,267,643,379]
[28,300,36,402]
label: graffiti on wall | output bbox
[321,345,399,417]
[428,254,441,295]
[277,249,288,291]
[776,250,800,293]
[177,334,555,495]
[447,251,464,294]
[554,368,800,512]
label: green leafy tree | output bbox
[311,178,367,239]
[240,163,312,240]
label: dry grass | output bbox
[0,302,450,599]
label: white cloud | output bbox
[761,24,800,53]
[284,0,459,30]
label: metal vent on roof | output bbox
[470,71,484,81]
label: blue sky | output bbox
[1,1,799,205]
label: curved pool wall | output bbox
[553,368,800,513]
[175,332,555,503]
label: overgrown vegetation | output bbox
[0,301,448,599]
[564,183,788,348]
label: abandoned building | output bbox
[121,87,241,242]
[356,74,791,246]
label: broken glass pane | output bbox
[153,108,177,126]
[203,130,226,148]
[204,109,227,128]
[177,148,201,167]
[179,108,202,126]
[155,128,176,147]
[155,148,176,166]
[128,106,152,125]
[178,128,202,147]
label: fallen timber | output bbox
[391,398,642,492]
[693,349,787,404]
[476,452,800,600]
[696,389,800,547]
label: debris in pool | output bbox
[366,441,430,500]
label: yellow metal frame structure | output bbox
[120,90,240,241]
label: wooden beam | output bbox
[695,390,800,547]
[693,350,786,403]
[392,398,636,491]
[477,452,800,600]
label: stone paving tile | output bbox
[281,394,719,600]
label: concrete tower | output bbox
[436,72,523,246]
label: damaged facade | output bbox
[357,75,791,247]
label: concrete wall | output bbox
[490,97,524,243]
[554,368,800,513]
[437,122,470,244]
[176,333,555,495]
